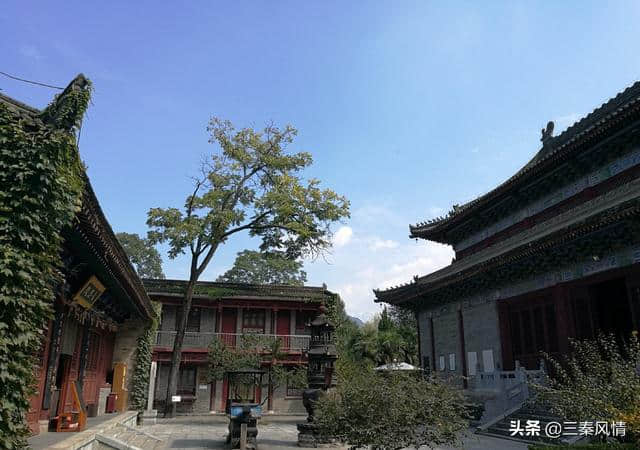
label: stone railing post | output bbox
[141,361,158,425]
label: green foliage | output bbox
[207,334,306,402]
[533,332,640,443]
[147,118,350,267]
[0,79,90,448]
[216,249,306,285]
[116,232,165,279]
[207,335,262,383]
[340,307,418,367]
[314,370,468,449]
[130,302,161,412]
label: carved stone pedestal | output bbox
[297,423,337,448]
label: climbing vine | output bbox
[130,302,161,412]
[0,76,91,448]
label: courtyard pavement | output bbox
[139,416,530,450]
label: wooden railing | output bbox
[155,331,311,352]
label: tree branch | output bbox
[220,211,271,239]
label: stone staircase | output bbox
[477,403,570,445]
[95,423,165,449]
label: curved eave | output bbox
[409,80,640,243]
[77,177,155,320]
[380,198,640,307]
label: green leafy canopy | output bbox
[116,232,165,279]
[146,118,350,277]
[216,249,306,286]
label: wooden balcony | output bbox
[154,331,311,352]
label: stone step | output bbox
[98,422,165,450]
[480,403,566,445]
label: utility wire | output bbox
[0,70,64,90]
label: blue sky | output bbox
[3,1,640,319]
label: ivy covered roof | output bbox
[410,79,640,243]
[0,76,155,320]
[143,278,334,303]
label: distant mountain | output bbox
[348,315,364,328]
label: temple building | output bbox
[374,81,640,390]
[2,77,156,436]
[143,279,334,414]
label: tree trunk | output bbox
[164,277,196,417]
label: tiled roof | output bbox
[143,278,334,303]
[410,80,640,242]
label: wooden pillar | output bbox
[457,309,468,389]
[236,308,243,334]
[497,300,514,371]
[209,380,216,412]
[554,285,573,355]
[626,267,640,332]
[414,309,423,369]
[43,307,65,411]
[77,323,91,387]
[221,376,228,412]
[429,317,436,372]
[267,365,273,411]
[272,309,278,336]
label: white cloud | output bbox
[368,238,399,251]
[333,226,353,247]
[307,227,454,321]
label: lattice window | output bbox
[175,306,201,332]
[177,365,197,395]
[243,309,265,333]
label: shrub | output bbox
[314,368,468,449]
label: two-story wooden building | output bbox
[143,279,335,414]
[375,81,640,388]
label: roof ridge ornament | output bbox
[540,120,555,147]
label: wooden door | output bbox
[276,311,290,350]
[498,292,560,370]
[221,309,237,347]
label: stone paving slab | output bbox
[140,416,529,450]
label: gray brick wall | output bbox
[431,308,462,386]
[417,310,431,369]
[462,301,502,374]
[270,385,305,413]
[112,317,147,405]
[418,300,503,388]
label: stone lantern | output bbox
[297,305,337,447]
